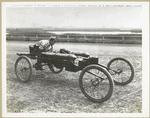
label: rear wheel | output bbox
[48,64,64,74]
[15,56,33,82]
[107,58,134,85]
[79,64,114,103]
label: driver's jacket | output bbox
[34,40,53,52]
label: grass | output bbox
[6,41,142,113]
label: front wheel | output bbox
[15,56,33,82]
[107,58,134,85]
[79,64,114,103]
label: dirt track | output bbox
[6,41,142,113]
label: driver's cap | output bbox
[49,36,56,41]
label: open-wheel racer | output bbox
[15,38,134,103]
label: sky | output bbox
[6,3,142,29]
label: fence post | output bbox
[60,36,61,42]
[35,35,38,41]
[102,36,104,43]
[23,35,26,41]
[122,36,124,43]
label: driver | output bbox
[31,37,56,53]
[32,37,56,70]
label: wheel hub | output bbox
[91,78,100,87]
[21,67,28,71]
[118,69,123,74]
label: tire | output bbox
[15,56,33,82]
[107,57,134,85]
[79,64,114,103]
[49,64,64,74]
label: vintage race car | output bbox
[15,47,134,103]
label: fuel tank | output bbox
[41,52,77,60]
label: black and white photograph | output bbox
[2,2,149,117]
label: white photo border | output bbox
[2,2,149,117]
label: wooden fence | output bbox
[6,33,142,44]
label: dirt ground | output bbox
[6,41,142,113]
